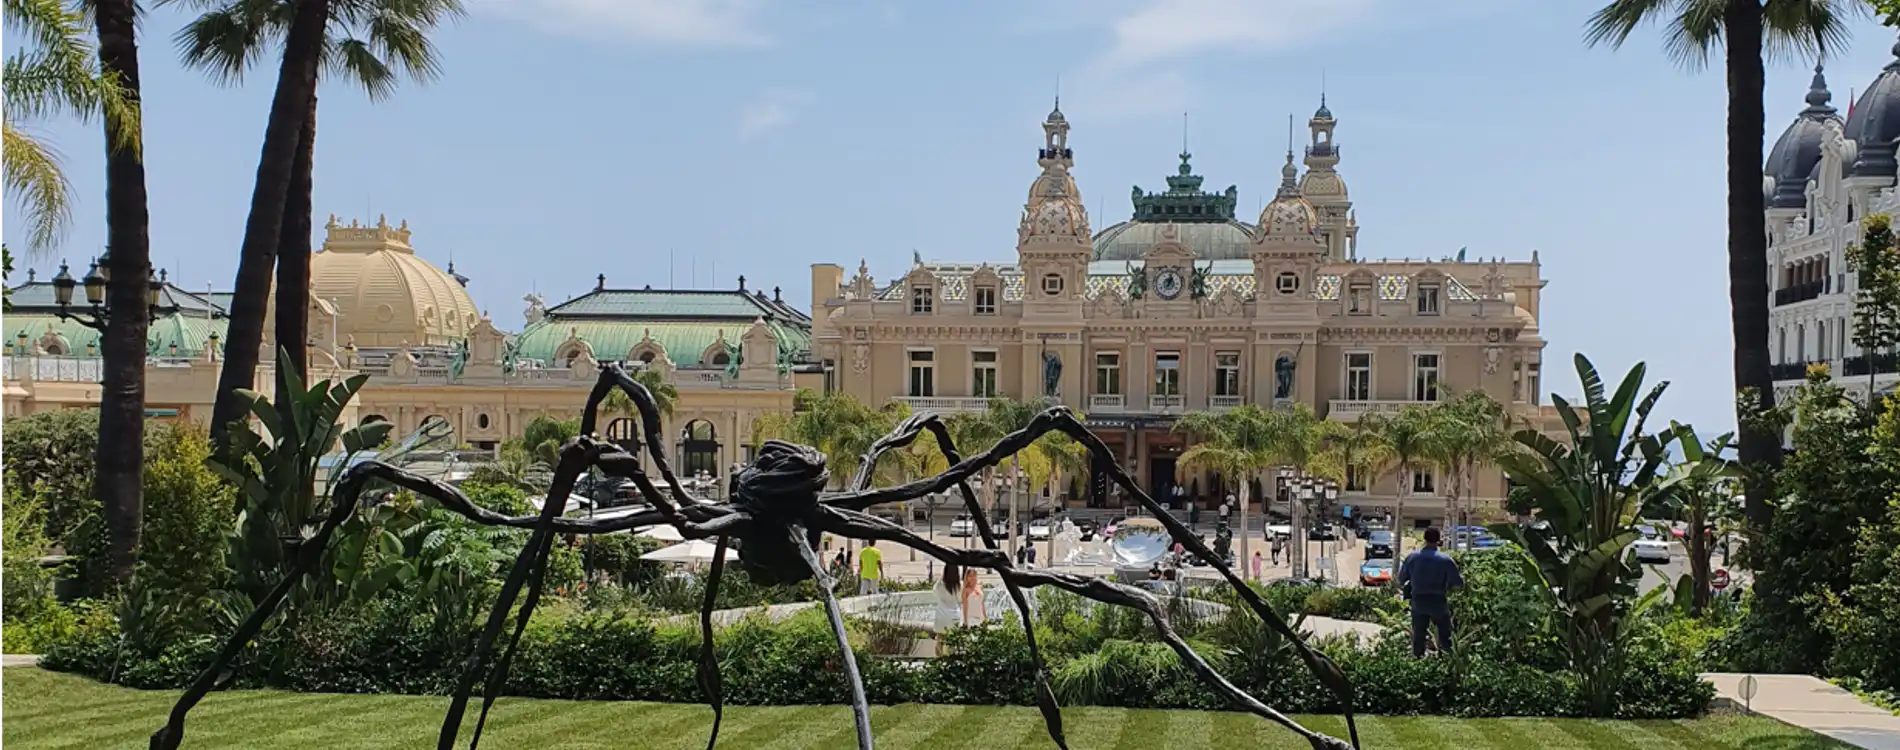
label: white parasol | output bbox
[635,524,685,542]
[639,539,738,564]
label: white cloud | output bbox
[476,0,772,46]
[738,90,810,137]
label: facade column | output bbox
[1186,335,1209,409]
[1129,340,1150,408]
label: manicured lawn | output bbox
[0,668,1849,749]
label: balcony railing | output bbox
[1770,361,1819,381]
[1148,394,1185,412]
[892,396,990,413]
[1088,394,1126,412]
[1327,399,1427,421]
[1844,352,1900,378]
[1774,279,1827,307]
[1209,395,1244,410]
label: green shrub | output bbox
[3,475,58,628]
[135,425,235,626]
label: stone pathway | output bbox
[1703,672,1900,750]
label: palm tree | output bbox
[1584,0,1857,530]
[1369,406,1443,563]
[4,0,141,252]
[89,0,157,586]
[1314,416,1395,522]
[752,390,905,489]
[601,368,678,419]
[202,0,462,450]
[1432,390,1512,546]
[1175,404,1278,565]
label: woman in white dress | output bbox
[933,563,963,656]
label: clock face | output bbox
[1155,269,1185,300]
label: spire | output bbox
[1803,63,1836,116]
[1277,151,1300,198]
[1040,97,1072,168]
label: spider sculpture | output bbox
[151,363,1359,750]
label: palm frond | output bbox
[2,123,73,253]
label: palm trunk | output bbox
[274,94,316,412]
[92,0,151,586]
[1724,0,1780,531]
[1393,461,1408,565]
[209,0,331,453]
[1690,500,1711,615]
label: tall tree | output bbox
[1847,214,1900,396]
[1175,404,1280,566]
[3,0,146,583]
[1434,390,1512,545]
[89,0,156,585]
[1369,406,1444,563]
[1584,0,1858,531]
[173,0,461,416]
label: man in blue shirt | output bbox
[1396,527,1465,657]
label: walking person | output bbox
[858,540,884,595]
[1396,527,1464,657]
[1271,535,1284,566]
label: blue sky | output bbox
[7,0,1900,434]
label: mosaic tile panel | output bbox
[1003,274,1025,301]
[1314,274,1341,301]
[1447,277,1478,301]
[1377,275,1409,300]
[941,275,968,301]
[1086,275,1131,299]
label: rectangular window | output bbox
[908,350,935,397]
[1527,362,1541,406]
[1348,284,1373,315]
[972,350,998,398]
[822,358,837,395]
[974,286,997,315]
[1154,352,1182,396]
[1412,470,1435,494]
[1095,352,1122,395]
[1416,284,1441,315]
[1214,352,1241,397]
[1412,353,1440,402]
[1345,352,1372,401]
[911,286,933,315]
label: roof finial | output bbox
[1804,62,1835,114]
[1286,113,1294,159]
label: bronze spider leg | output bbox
[847,413,1070,747]
[784,520,875,750]
[996,568,1355,750]
[439,435,603,750]
[594,364,704,514]
[826,407,1360,750]
[812,506,1353,750]
[698,536,731,750]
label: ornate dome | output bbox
[1765,64,1840,208]
[1090,152,1253,261]
[1257,154,1322,241]
[311,215,480,347]
[1844,38,1900,178]
[1022,197,1090,241]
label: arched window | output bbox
[711,352,730,366]
[640,351,656,364]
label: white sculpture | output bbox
[524,293,547,326]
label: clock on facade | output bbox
[1154,268,1185,300]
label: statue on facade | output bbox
[1042,349,1062,399]
[1189,262,1211,300]
[1125,261,1146,299]
[523,293,547,326]
[1274,354,1296,400]
[148,365,1361,750]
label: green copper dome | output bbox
[1090,151,1257,262]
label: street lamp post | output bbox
[48,251,164,332]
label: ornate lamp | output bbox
[146,268,163,309]
[51,261,77,307]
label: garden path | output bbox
[1703,672,1900,750]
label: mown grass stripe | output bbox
[1109,706,1168,750]
[1600,717,1696,749]
[1471,718,1590,750]
[1549,719,1645,750]
[20,691,342,750]
[908,705,992,749]
[1343,714,1409,750]
[1207,707,1257,749]
[718,703,835,749]
[870,703,968,750]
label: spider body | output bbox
[151,363,1359,750]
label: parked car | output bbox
[949,514,976,538]
[1028,517,1054,541]
[1266,524,1293,540]
[1359,558,1396,587]
[1308,523,1340,541]
[1632,538,1671,564]
[1364,530,1395,559]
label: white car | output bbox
[1631,538,1671,564]
[949,515,976,538]
[1266,524,1293,540]
[1028,518,1053,541]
